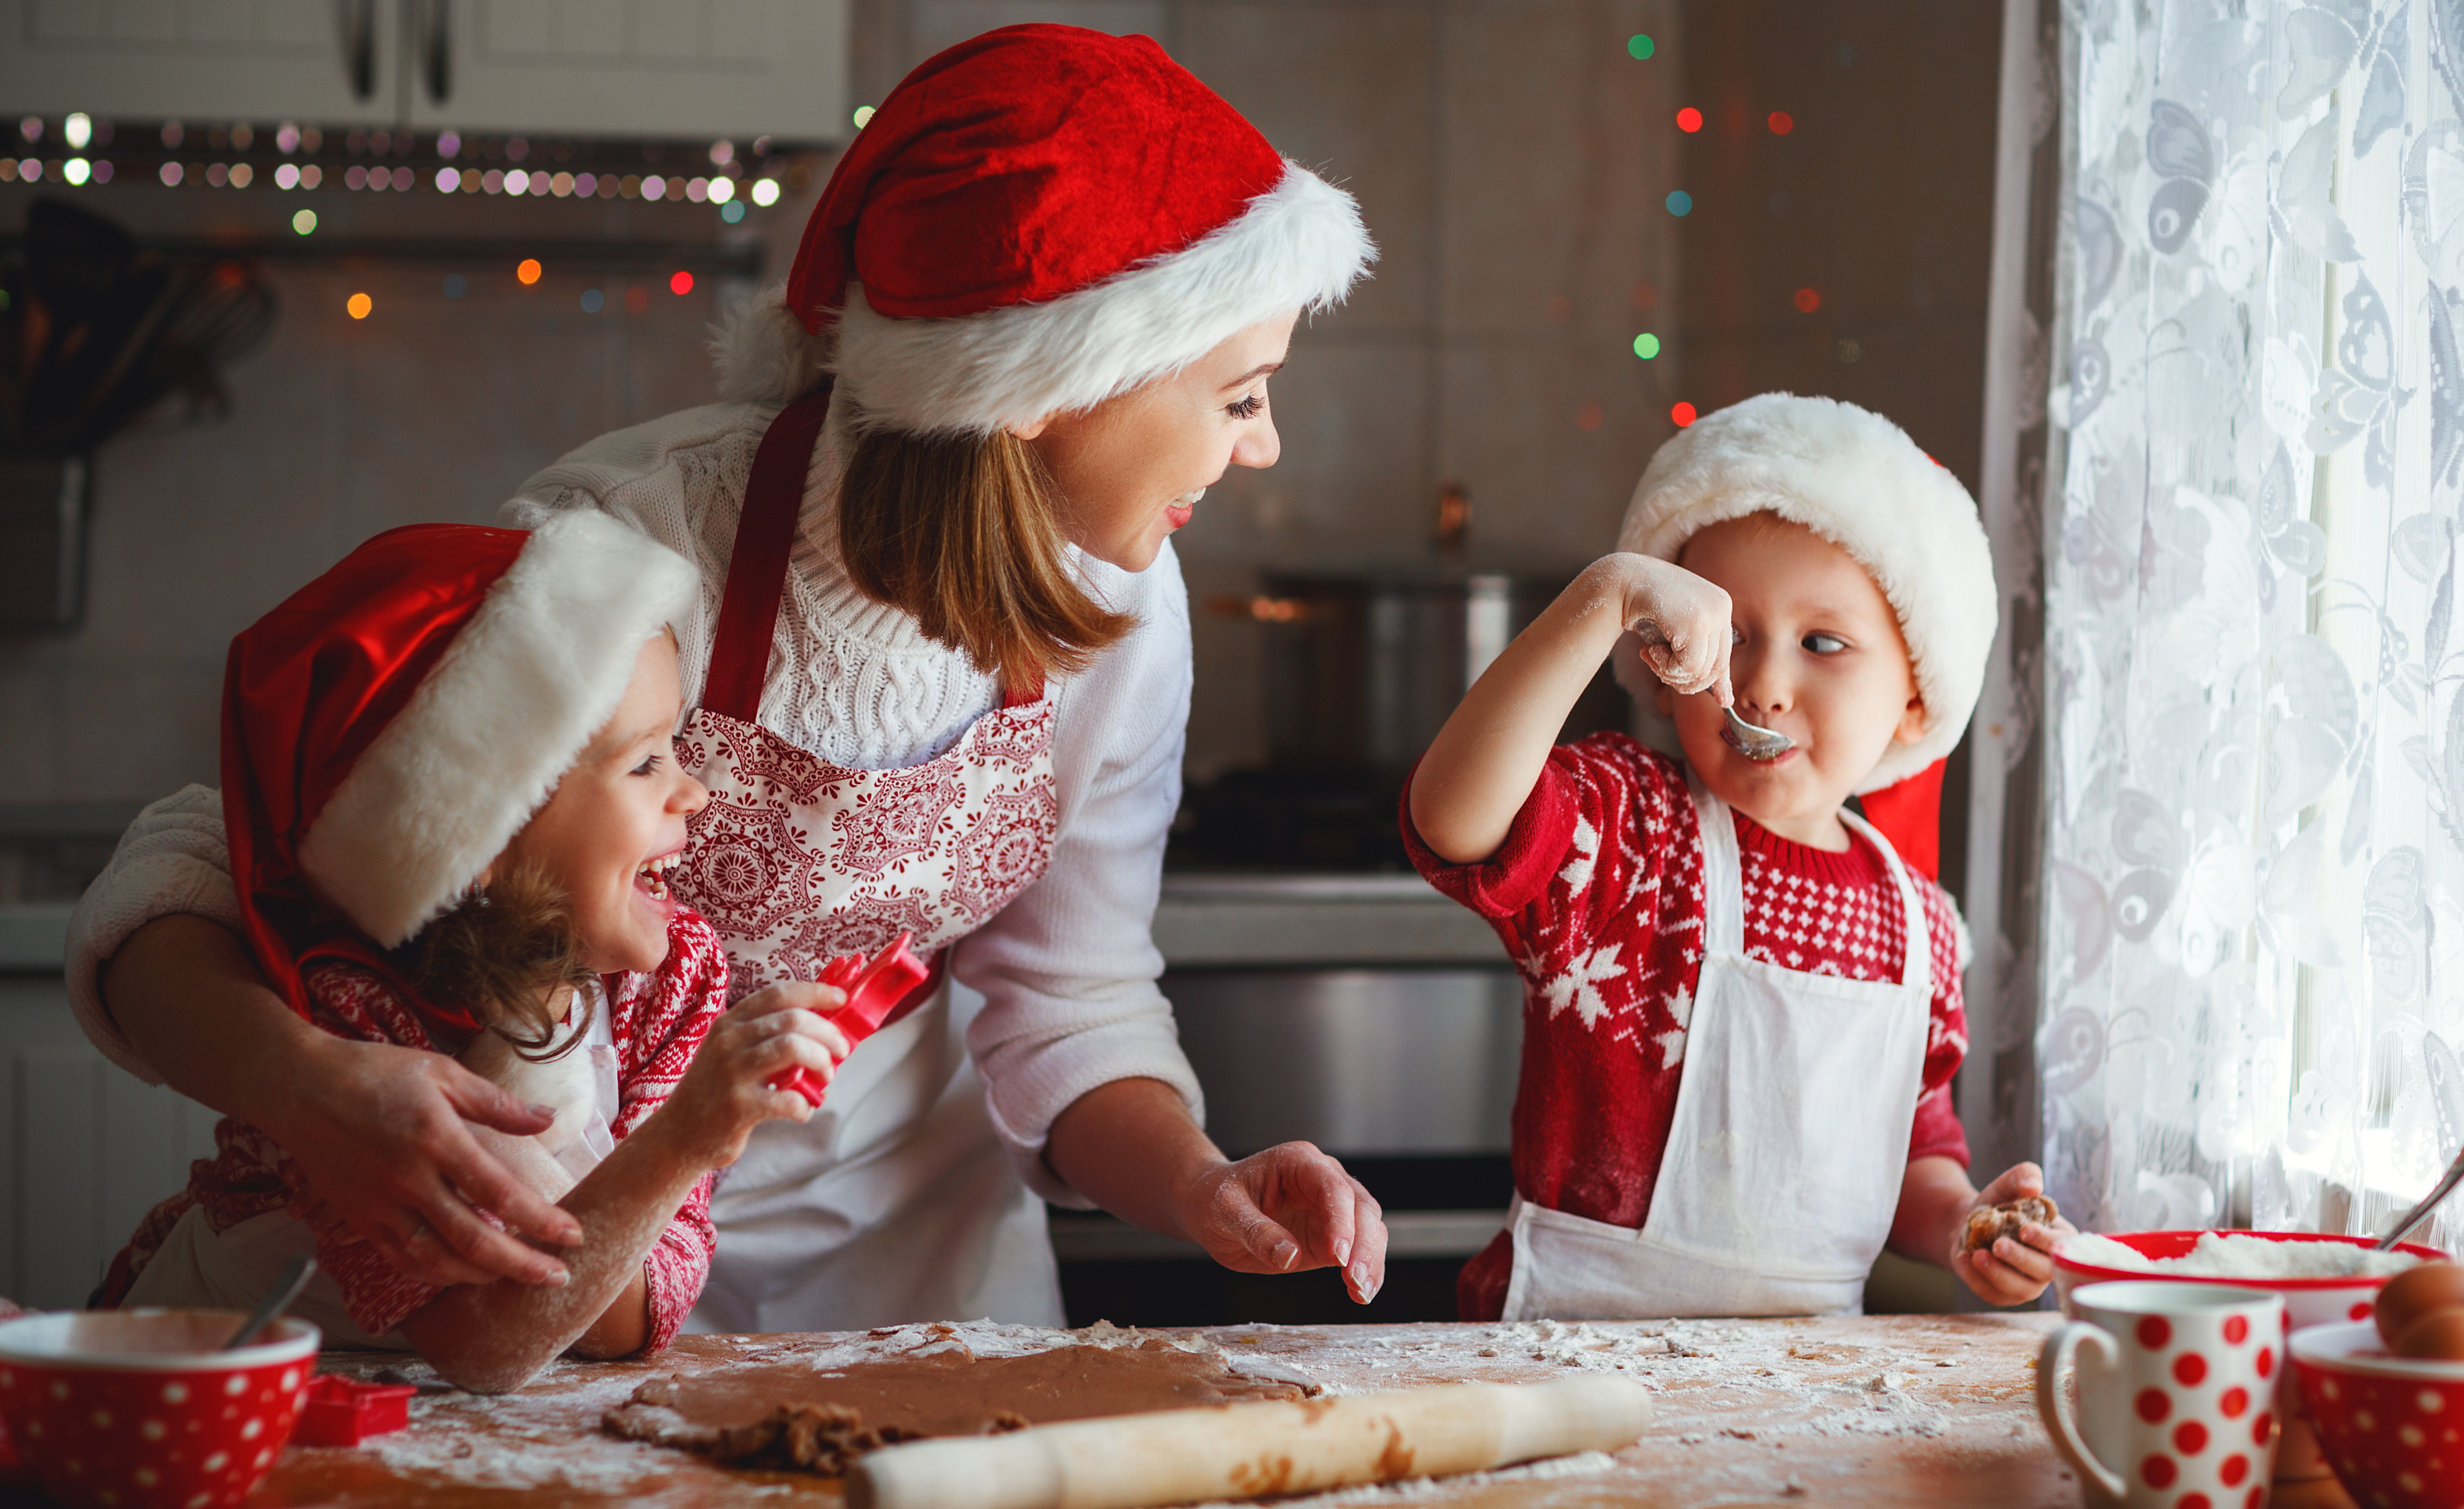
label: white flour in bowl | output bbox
[2057,1230,2422,1279]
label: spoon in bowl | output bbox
[1720,706,1795,761]
[2379,1144,2464,1251]
[223,1253,317,1350]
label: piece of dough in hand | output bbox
[1961,1195,2058,1254]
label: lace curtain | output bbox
[2037,0,2464,1245]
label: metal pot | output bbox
[1242,565,1599,779]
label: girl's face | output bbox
[497,633,707,974]
[1021,312,1296,571]
[1658,514,1927,848]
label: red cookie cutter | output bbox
[766,932,929,1107]
[293,1375,417,1447]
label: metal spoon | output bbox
[1720,706,1795,761]
[2378,1144,2464,1250]
[223,1253,316,1349]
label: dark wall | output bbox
[1675,0,2001,496]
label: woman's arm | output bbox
[398,984,846,1392]
[1045,1078,1389,1303]
[103,915,585,1288]
[1408,554,1734,865]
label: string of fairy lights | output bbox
[1628,32,1832,432]
[2,109,841,324]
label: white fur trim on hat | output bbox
[1615,393,1997,793]
[712,162,1375,430]
[297,510,701,947]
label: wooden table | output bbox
[214,1314,2363,1507]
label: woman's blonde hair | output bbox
[837,425,1135,691]
[392,862,595,1060]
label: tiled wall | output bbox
[0,0,1681,799]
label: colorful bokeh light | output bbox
[1794,287,1822,313]
[346,292,372,320]
[670,270,695,296]
[1665,190,1692,216]
[1672,401,1697,427]
[1628,34,1655,59]
[517,258,543,285]
[1769,111,1795,135]
[1633,333,1662,359]
[1675,107,1702,133]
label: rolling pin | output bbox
[846,1374,1652,1509]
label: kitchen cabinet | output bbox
[0,0,848,140]
[0,0,402,127]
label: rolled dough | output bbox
[604,1336,1312,1475]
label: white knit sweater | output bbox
[63,397,1202,1201]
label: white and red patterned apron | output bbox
[669,384,1068,1329]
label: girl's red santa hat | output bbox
[223,512,697,1014]
[715,23,1376,430]
[1616,393,1998,877]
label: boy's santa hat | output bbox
[713,23,1375,432]
[1618,393,1997,876]
[223,512,697,1015]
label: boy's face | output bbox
[1657,513,1927,847]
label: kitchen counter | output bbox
[1153,874,1501,968]
[174,1312,2360,1509]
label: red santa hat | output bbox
[713,23,1375,431]
[222,512,698,1015]
[1617,393,1997,878]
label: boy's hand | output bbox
[1611,554,1735,706]
[1950,1162,2075,1306]
[651,984,853,1170]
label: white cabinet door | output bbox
[0,0,403,125]
[404,0,848,140]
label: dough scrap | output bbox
[603,1336,1310,1475]
[1961,1195,2058,1253]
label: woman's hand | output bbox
[1950,1163,2075,1306]
[1179,1142,1390,1303]
[644,983,852,1170]
[1611,552,1734,705]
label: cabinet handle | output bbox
[345,0,377,100]
[422,0,452,102]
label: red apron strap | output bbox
[702,382,835,723]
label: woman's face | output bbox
[497,633,708,974]
[1022,312,1296,571]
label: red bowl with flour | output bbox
[0,1309,320,1509]
[2055,1230,2449,1481]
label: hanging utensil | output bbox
[222,1254,316,1350]
[1720,706,1795,761]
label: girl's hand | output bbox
[652,984,853,1169]
[1950,1162,2076,1306]
[1611,554,1735,706]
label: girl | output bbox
[106,514,848,1392]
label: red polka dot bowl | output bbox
[2055,1230,2448,1481]
[0,1308,320,1509]
[2294,1320,2464,1509]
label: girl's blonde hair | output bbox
[837,424,1135,692]
[392,862,595,1060]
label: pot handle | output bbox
[2037,1321,2127,1501]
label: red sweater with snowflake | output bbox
[1405,735,1971,1322]
[107,911,730,1350]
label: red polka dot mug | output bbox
[0,1308,320,1509]
[2038,1279,2285,1509]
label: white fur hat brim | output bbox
[1616,393,1997,794]
[713,161,1374,430]
[296,510,701,947]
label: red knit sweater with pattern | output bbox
[1404,735,1970,1322]
[106,911,729,1349]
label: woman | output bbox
[68,25,1387,1328]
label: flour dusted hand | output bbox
[653,984,853,1170]
[1945,1163,2073,1306]
[1611,553,1735,706]
[1961,1194,2058,1255]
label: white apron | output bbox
[1500,774,1932,1320]
[667,384,1066,1331]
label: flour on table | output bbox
[2057,1231,2422,1278]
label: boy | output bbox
[1405,394,2068,1320]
